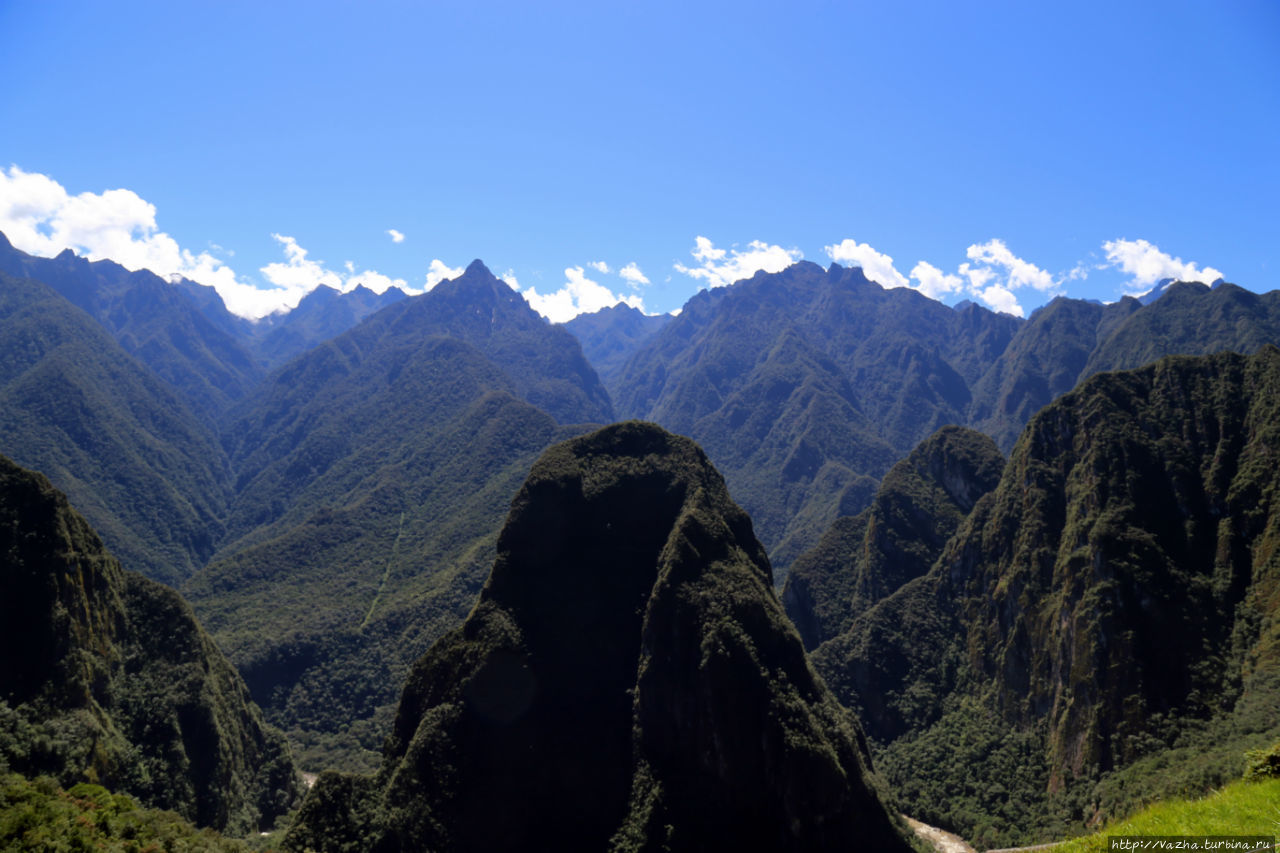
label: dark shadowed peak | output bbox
[286,422,913,853]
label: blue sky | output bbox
[2,0,1277,320]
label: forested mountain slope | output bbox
[611,261,1279,575]
[810,348,1280,847]
[782,425,1004,650]
[250,282,407,371]
[0,231,261,424]
[0,455,300,833]
[285,422,913,853]
[0,272,232,584]
[969,281,1280,450]
[185,262,607,769]
[611,261,1020,573]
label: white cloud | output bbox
[387,228,405,243]
[619,262,649,287]
[500,269,520,289]
[824,238,909,289]
[908,260,964,300]
[425,259,465,290]
[522,265,645,323]
[258,234,408,311]
[966,239,1057,293]
[975,283,1024,317]
[675,236,801,288]
[0,164,300,318]
[691,235,725,262]
[588,260,610,274]
[1102,238,1223,288]
[347,270,406,293]
[261,234,344,291]
[0,165,415,318]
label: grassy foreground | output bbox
[0,773,287,852]
[1055,778,1280,852]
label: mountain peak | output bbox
[465,258,492,276]
[287,422,912,852]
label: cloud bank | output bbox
[675,236,802,288]
[0,165,441,319]
[522,265,646,323]
[1,166,1229,323]
[1103,238,1224,290]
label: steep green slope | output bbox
[612,261,1020,570]
[782,425,1004,649]
[0,455,300,834]
[814,348,1280,847]
[188,391,582,769]
[284,422,914,853]
[0,232,262,424]
[0,272,231,584]
[614,265,1279,578]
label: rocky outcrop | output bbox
[286,422,913,853]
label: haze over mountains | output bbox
[2,228,1279,847]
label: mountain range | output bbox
[2,227,1280,846]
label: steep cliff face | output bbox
[957,346,1280,783]
[815,348,1280,844]
[286,422,912,853]
[783,425,1004,649]
[0,455,301,833]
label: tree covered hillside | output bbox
[0,454,301,834]
[0,271,233,585]
[808,348,1280,847]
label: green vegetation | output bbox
[1245,740,1280,781]
[251,283,407,370]
[611,264,1280,577]
[783,425,1004,649]
[0,773,297,852]
[611,262,1020,573]
[1055,777,1280,852]
[0,272,232,585]
[0,455,301,832]
[0,231,263,426]
[563,301,671,392]
[285,422,914,852]
[185,263,616,769]
[810,349,1280,845]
